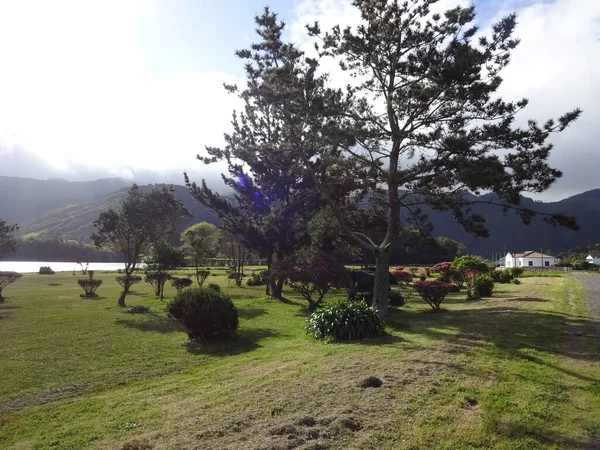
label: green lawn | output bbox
[1,270,599,449]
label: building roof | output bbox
[510,251,554,258]
[587,254,600,258]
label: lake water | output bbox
[0,261,127,273]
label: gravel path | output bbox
[570,276,600,321]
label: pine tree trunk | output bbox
[373,249,390,319]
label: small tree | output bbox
[0,271,22,303]
[304,0,580,318]
[77,278,103,297]
[221,232,246,287]
[413,280,454,310]
[91,185,190,307]
[180,222,220,286]
[274,251,346,311]
[144,240,185,300]
[76,261,89,275]
[196,269,211,287]
[0,219,19,260]
[171,277,193,293]
[77,270,102,297]
[116,275,142,288]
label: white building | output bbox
[586,254,600,265]
[505,251,556,268]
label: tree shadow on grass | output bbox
[185,328,281,356]
[0,303,20,320]
[115,313,184,334]
[0,304,20,310]
[237,306,268,320]
[507,297,550,303]
[275,296,304,307]
[129,291,150,297]
[80,296,108,300]
[386,306,600,382]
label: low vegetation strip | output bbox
[0,273,599,449]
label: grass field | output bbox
[1,270,599,449]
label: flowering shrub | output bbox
[430,262,453,282]
[391,268,413,284]
[464,270,480,300]
[412,280,454,310]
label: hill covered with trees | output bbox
[2,176,600,259]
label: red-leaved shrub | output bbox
[412,280,454,310]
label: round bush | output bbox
[207,283,221,292]
[167,287,238,340]
[306,299,384,342]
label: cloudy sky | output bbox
[0,0,598,201]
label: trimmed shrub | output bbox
[0,271,23,303]
[207,283,221,292]
[388,290,406,307]
[167,287,238,340]
[418,272,427,281]
[306,299,384,342]
[475,275,494,297]
[145,272,171,299]
[39,266,55,275]
[450,284,461,292]
[391,268,413,285]
[196,269,211,287]
[451,255,489,274]
[511,278,521,285]
[412,280,454,310]
[424,268,431,277]
[115,275,142,288]
[78,279,103,297]
[274,253,346,311]
[171,277,193,292]
[508,267,524,278]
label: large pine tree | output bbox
[305,0,581,317]
[186,9,356,298]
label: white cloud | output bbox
[0,0,241,178]
[289,0,600,201]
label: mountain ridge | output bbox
[2,176,600,258]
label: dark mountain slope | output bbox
[0,176,132,223]
[3,176,600,257]
[16,184,220,242]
